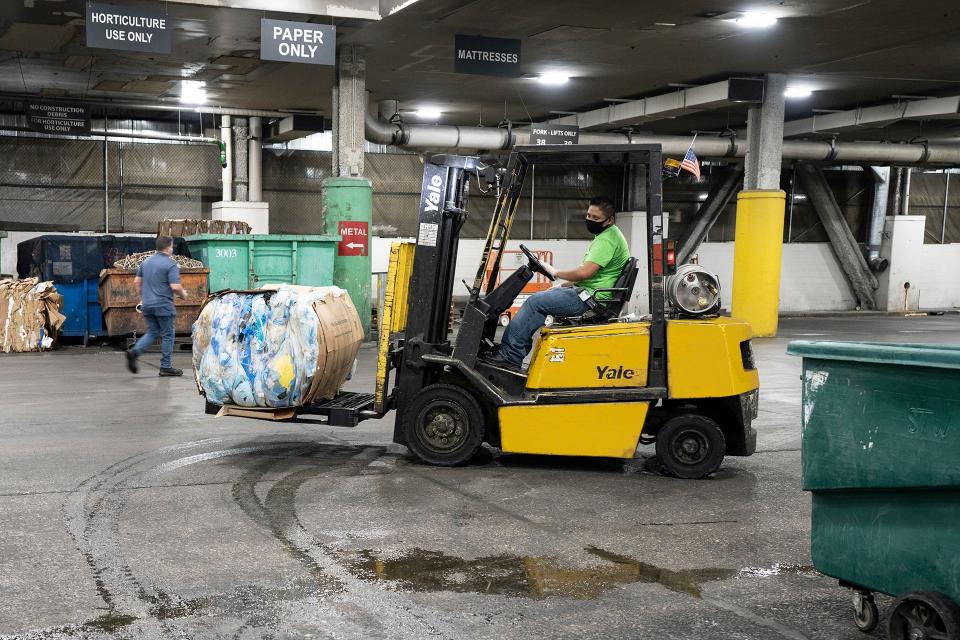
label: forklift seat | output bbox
[558,257,640,324]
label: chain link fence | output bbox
[0,137,220,233]
[4,137,958,244]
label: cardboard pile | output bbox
[158,219,251,237]
[192,285,364,413]
[0,278,65,353]
[112,252,204,269]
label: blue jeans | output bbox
[500,287,589,365]
[133,313,175,369]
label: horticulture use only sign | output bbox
[86,3,171,54]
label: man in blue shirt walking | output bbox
[126,236,189,377]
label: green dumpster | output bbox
[185,234,340,292]
[787,340,960,638]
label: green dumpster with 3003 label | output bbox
[787,340,960,640]
[185,234,340,292]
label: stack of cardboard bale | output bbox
[0,278,65,352]
[158,219,251,236]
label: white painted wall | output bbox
[370,234,864,314]
[6,228,958,313]
[873,215,960,311]
[916,244,960,309]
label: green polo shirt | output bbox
[577,225,630,300]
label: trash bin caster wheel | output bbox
[888,591,960,640]
[853,591,879,633]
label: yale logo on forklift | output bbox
[597,365,636,380]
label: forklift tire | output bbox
[402,384,485,466]
[655,413,726,479]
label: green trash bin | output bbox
[186,234,340,292]
[787,340,960,638]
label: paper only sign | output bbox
[261,19,336,66]
[86,3,170,54]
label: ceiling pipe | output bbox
[365,108,960,165]
[0,125,218,144]
[0,92,299,119]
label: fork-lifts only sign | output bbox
[338,221,368,256]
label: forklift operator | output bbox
[489,195,630,369]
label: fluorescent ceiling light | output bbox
[784,86,813,99]
[538,73,570,85]
[735,12,777,28]
[415,107,442,119]
[180,80,207,105]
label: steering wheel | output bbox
[519,243,556,281]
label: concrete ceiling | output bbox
[1,0,960,139]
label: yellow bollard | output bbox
[731,190,786,338]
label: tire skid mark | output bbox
[63,439,224,617]
[247,448,460,639]
[61,438,332,634]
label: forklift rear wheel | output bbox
[887,591,960,640]
[403,384,485,466]
[655,413,726,479]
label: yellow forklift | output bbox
[216,145,760,478]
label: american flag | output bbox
[680,146,701,179]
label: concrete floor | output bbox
[1,314,957,640]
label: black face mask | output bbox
[585,219,607,235]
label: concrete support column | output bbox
[325,45,372,336]
[876,215,926,311]
[733,74,787,337]
[248,116,263,202]
[232,117,249,202]
[731,191,786,337]
[221,115,232,202]
[332,45,366,177]
[744,74,786,190]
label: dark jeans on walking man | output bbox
[126,236,187,377]
[131,312,176,369]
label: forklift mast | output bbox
[391,155,478,441]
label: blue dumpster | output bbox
[56,278,105,340]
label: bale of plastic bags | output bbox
[192,285,364,408]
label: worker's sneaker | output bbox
[159,367,184,377]
[125,349,139,374]
[484,352,521,372]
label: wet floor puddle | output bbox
[350,545,815,600]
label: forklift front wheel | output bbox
[654,413,726,479]
[402,384,485,466]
